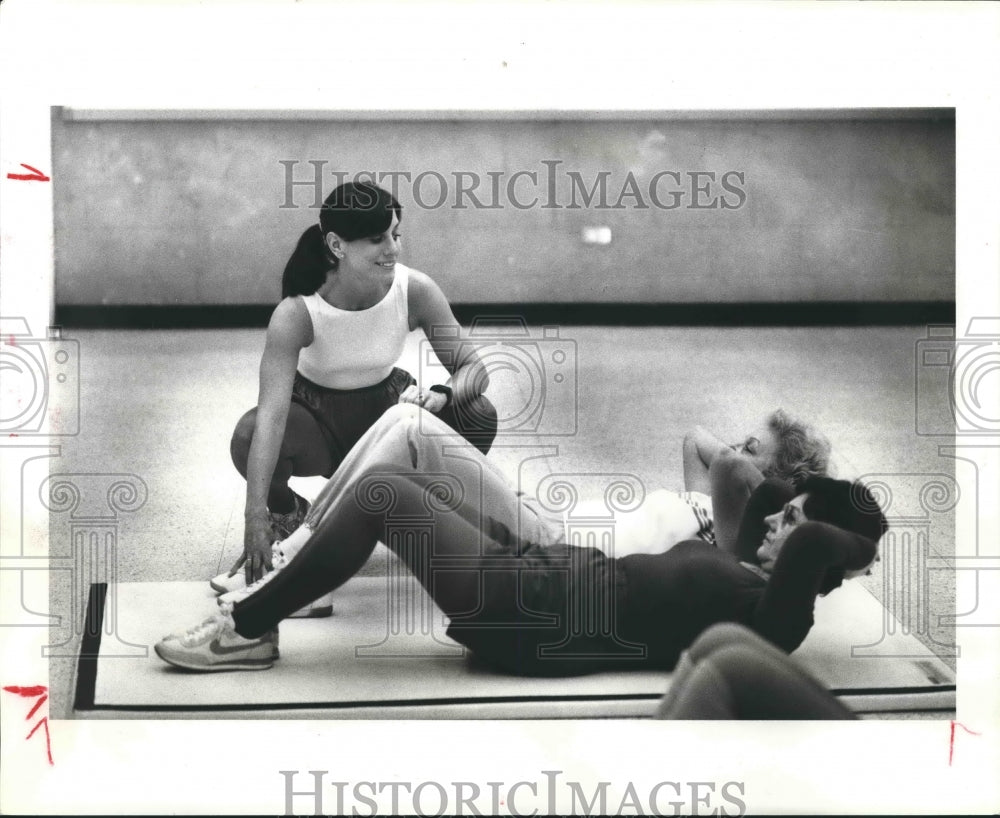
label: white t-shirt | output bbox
[526,488,715,557]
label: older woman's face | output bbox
[737,426,780,475]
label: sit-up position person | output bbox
[555,408,833,557]
[666,410,832,551]
[156,405,886,676]
[683,410,832,497]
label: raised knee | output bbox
[687,623,758,662]
[229,411,257,469]
[381,402,422,425]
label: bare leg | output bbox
[656,623,855,720]
[230,404,334,512]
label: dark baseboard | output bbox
[54,301,956,330]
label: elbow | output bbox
[782,631,809,655]
[781,521,865,571]
[683,426,705,446]
[780,522,831,561]
[682,427,703,456]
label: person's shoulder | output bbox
[267,296,312,345]
[405,266,451,313]
[402,264,436,292]
[271,294,311,321]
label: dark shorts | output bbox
[291,367,499,465]
[291,368,415,474]
[444,543,644,677]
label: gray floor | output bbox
[39,324,958,718]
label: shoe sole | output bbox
[154,643,276,672]
[209,574,245,595]
[288,605,333,619]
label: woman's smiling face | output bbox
[328,211,402,279]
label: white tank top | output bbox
[296,264,411,390]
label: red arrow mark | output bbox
[7,164,50,182]
[26,693,48,721]
[3,685,54,765]
[949,720,982,766]
[26,717,54,766]
[3,685,47,697]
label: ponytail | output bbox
[281,224,335,298]
[281,181,401,299]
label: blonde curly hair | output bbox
[762,409,832,490]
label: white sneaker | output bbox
[207,493,309,594]
[208,542,283,595]
[208,570,248,595]
[217,540,332,618]
[155,610,278,672]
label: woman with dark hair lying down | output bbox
[157,406,887,677]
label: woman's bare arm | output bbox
[683,425,735,494]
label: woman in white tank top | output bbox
[220,182,498,594]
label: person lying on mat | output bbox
[215,181,497,615]
[655,622,856,720]
[561,408,833,557]
[155,404,886,676]
[683,410,832,496]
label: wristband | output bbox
[429,384,453,408]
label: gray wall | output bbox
[52,110,954,306]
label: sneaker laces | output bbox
[178,615,226,647]
[271,502,299,525]
[270,493,309,539]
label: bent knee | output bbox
[687,623,761,662]
[381,402,423,426]
[230,410,258,469]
